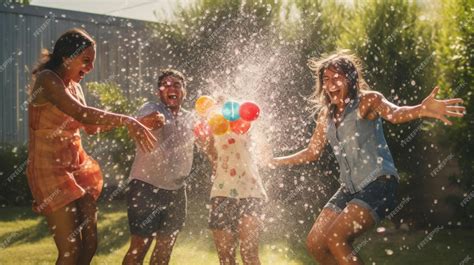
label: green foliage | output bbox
[83,82,146,186]
[435,0,474,223]
[288,0,348,57]
[0,143,30,206]
[5,0,30,5]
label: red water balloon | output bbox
[230,119,251,134]
[239,102,260,121]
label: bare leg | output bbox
[122,235,153,265]
[238,215,262,265]
[212,229,238,265]
[306,208,340,265]
[76,193,98,265]
[44,202,81,265]
[150,232,179,265]
[327,203,376,265]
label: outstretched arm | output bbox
[82,110,164,135]
[270,109,328,167]
[82,124,115,135]
[38,71,156,152]
[360,87,465,125]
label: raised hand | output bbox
[125,118,157,152]
[421,86,465,125]
[140,111,166,130]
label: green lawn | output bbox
[0,202,472,265]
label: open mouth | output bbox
[168,94,178,100]
[328,89,340,100]
[79,70,85,79]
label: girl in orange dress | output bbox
[27,28,159,265]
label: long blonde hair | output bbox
[307,50,370,117]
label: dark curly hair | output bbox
[157,68,187,89]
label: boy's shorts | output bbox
[127,179,187,237]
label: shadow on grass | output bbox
[0,203,131,250]
[96,215,130,255]
[0,218,50,245]
[0,206,38,222]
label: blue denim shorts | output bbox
[324,175,398,223]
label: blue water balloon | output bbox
[222,101,240,121]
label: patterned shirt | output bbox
[211,132,267,200]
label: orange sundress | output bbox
[26,70,103,215]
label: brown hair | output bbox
[32,28,95,75]
[307,50,369,116]
[157,68,187,89]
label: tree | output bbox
[435,0,474,226]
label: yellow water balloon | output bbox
[208,113,229,135]
[195,96,216,117]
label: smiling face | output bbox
[64,45,96,83]
[158,75,186,110]
[322,67,349,106]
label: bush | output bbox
[83,81,146,199]
[0,143,31,206]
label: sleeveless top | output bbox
[26,69,103,214]
[326,96,399,194]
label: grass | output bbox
[0,201,472,265]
